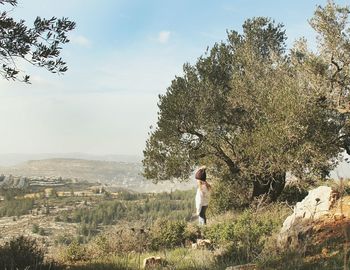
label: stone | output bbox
[333,212,345,221]
[321,247,329,256]
[191,239,212,249]
[143,256,165,269]
[278,186,338,248]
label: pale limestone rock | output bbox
[281,186,334,234]
[191,239,212,249]
[143,256,165,269]
[279,186,338,247]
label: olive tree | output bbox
[143,1,350,203]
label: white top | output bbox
[195,184,210,214]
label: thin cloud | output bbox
[71,35,91,47]
[157,31,171,44]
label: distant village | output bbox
[0,174,81,189]
[0,172,196,197]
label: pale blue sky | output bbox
[0,0,348,156]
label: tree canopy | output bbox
[0,0,75,82]
[143,1,350,203]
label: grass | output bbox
[63,248,231,270]
[54,203,293,270]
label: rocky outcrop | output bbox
[278,186,339,248]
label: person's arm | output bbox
[205,182,211,190]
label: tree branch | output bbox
[212,144,240,174]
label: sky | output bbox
[0,0,349,157]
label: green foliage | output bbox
[0,236,44,270]
[74,217,199,256]
[32,223,40,234]
[62,240,86,262]
[150,219,187,250]
[59,200,127,225]
[54,196,326,269]
[56,202,291,268]
[55,233,74,246]
[92,235,110,255]
[0,197,34,217]
[57,190,195,228]
[183,223,201,243]
[31,223,46,236]
[0,0,75,82]
[123,190,194,221]
[204,205,290,264]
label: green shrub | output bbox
[84,234,116,259]
[55,234,74,245]
[62,240,85,262]
[32,223,40,234]
[184,223,201,243]
[0,236,44,270]
[204,222,236,245]
[150,219,187,250]
[204,205,290,264]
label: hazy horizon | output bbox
[0,152,143,166]
[0,152,349,180]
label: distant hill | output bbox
[0,158,142,182]
[0,158,195,192]
[0,153,142,166]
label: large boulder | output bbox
[278,186,338,248]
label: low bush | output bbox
[204,204,290,264]
[32,223,40,233]
[55,233,74,245]
[150,219,187,250]
[0,236,44,270]
[61,240,86,263]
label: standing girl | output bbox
[195,166,211,225]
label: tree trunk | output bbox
[252,172,286,202]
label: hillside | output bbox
[0,158,195,192]
[1,180,350,270]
